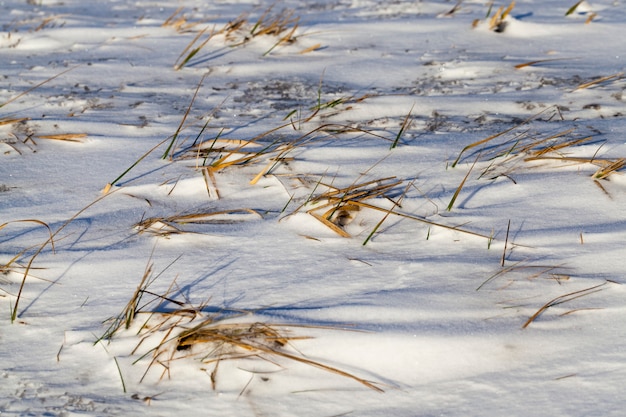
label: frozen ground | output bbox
[1,1,626,416]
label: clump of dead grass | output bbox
[130,312,383,392]
[284,171,489,243]
[100,262,384,393]
[170,4,305,70]
[472,1,515,32]
[447,107,625,210]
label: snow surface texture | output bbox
[1,0,626,416]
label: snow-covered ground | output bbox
[2,1,625,415]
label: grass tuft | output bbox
[101,266,385,393]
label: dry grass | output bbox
[135,313,384,392]
[450,107,625,195]
[513,57,576,70]
[1,66,80,156]
[0,219,54,284]
[573,72,624,91]
[0,219,54,317]
[101,268,384,392]
[135,208,262,236]
[35,133,87,143]
[488,1,515,32]
[285,172,489,242]
[522,281,608,328]
[1,65,78,110]
[150,313,383,392]
[169,5,303,70]
[472,1,515,32]
[6,192,115,322]
[477,260,571,291]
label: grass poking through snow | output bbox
[101,264,385,393]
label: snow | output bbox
[1,0,626,416]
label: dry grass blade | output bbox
[200,167,220,199]
[263,17,299,56]
[0,117,29,126]
[1,65,79,109]
[0,220,53,281]
[501,219,511,267]
[36,133,87,142]
[308,212,352,238]
[514,57,576,69]
[162,7,185,28]
[522,282,608,328]
[299,43,322,54]
[477,261,568,291]
[173,26,214,70]
[522,130,585,157]
[574,72,624,91]
[135,209,262,236]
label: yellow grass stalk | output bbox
[166,209,262,224]
[36,133,87,142]
[514,57,576,69]
[308,212,351,237]
[173,26,214,70]
[574,72,624,91]
[200,167,220,199]
[162,7,185,27]
[135,209,262,236]
[0,117,28,126]
[299,43,322,54]
[487,1,514,31]
[488,6,504,29]
[263,18,299,56]
[522,131,585,157]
